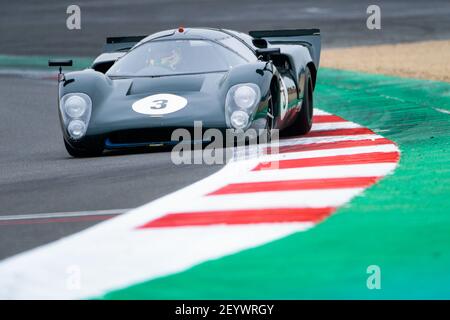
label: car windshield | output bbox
[107,39,249,77]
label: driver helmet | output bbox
[149,46,181,70]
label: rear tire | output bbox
[64,139,104,158]
[286,66,313,135]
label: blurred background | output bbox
[1,0,450,56]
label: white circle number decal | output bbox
[132,94,188,116]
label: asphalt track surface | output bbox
[0,0,449,260]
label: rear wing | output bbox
[249,29,321,68]
[103,36,147,53]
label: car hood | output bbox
[88,72,228,135]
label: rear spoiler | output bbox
[103,36,147,53]
[249,29,321,68]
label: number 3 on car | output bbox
[132,94,188,115]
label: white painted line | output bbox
[256,144,399,163]
[0,209,130,222]
[311,121,361,131]
[313,109,331,115]
[234,163,398,183]
[188,188,366,210]
[277,134,384,148]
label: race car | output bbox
[49,27,321,157]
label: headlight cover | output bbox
[60,93,92,139]
[225,83,261,129]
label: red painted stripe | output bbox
[0,215,117,226]
[138,207,335,228]
[272,138,394,154]
[313,115,347,123]
[253,151,400,171]
[208,176,380,195]
[304,127,374,137]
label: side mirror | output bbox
[48,59,73,81]
[255,48,281,61]
[48,59,73,67]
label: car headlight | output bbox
[233,85,258,109]
[60,93,92,139]
[225,83,260,129]
[230,110,249,129]
[67,120,87,139]
[65,95,87,118]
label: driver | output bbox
[148,46,182,70]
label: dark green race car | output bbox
[49,27,321,157]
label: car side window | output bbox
[218,36,257,62]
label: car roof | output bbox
[135,27,256,50]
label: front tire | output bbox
[286,66,314,135]
[64,139,104,158]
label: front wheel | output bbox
[64,139,104,158]
[285,66,314,135]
